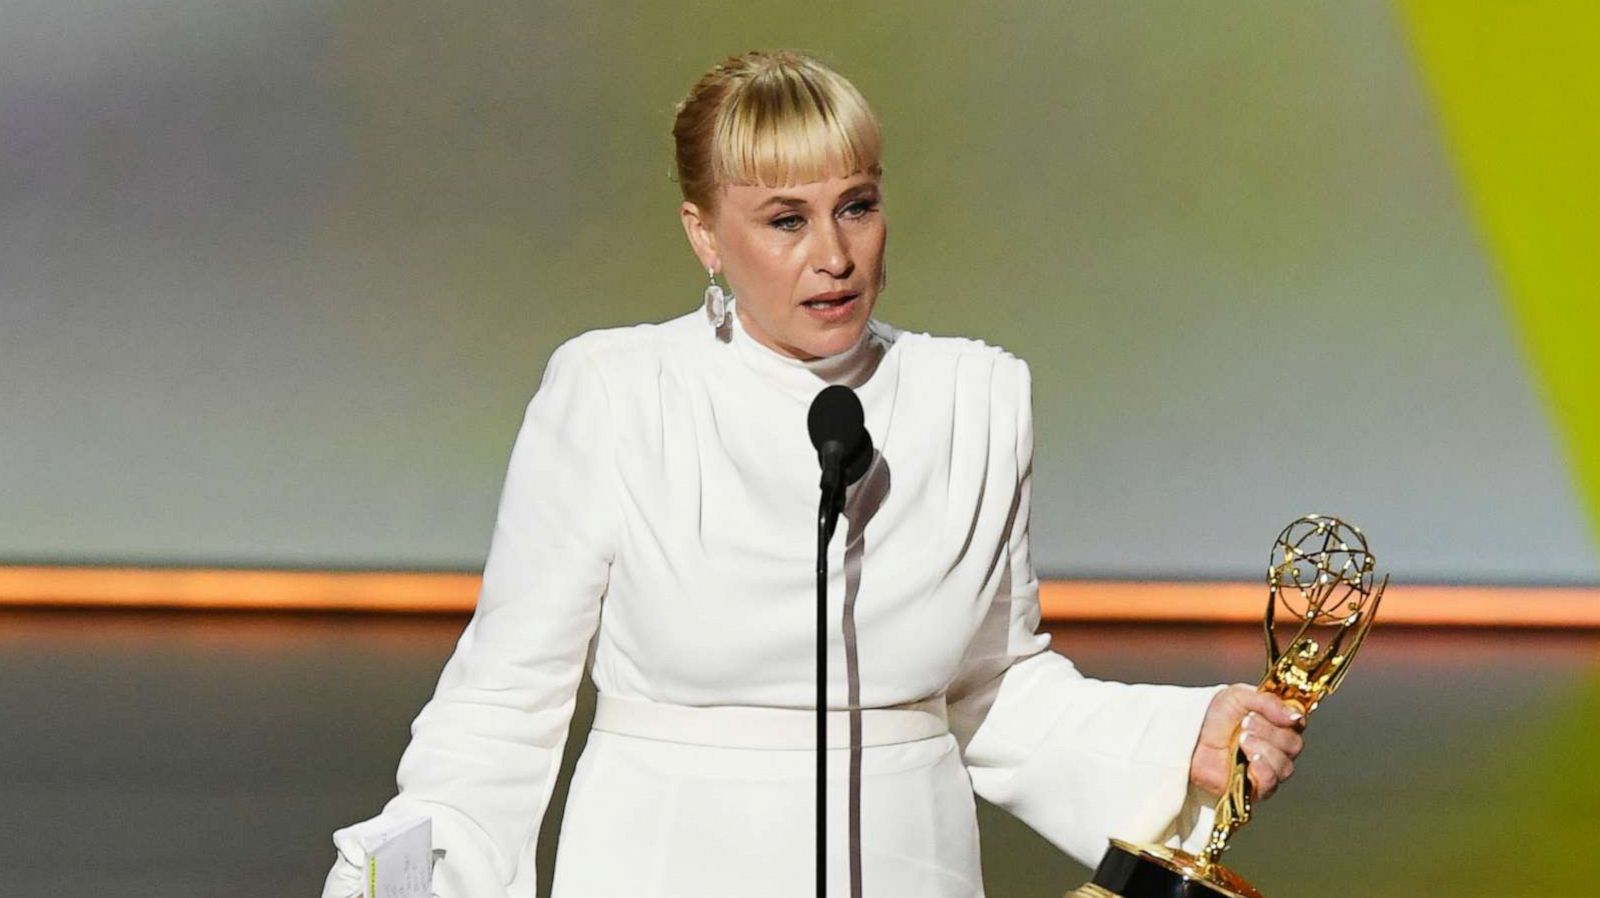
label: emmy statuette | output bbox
[1067,514,1388,898]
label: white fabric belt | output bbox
[591,694,950,750]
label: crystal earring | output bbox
[704,266,730,328]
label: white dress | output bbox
[321,305,1222,898]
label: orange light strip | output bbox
[1036,581,1600,628]
[0,565,480,613]
[1,565,1597,627]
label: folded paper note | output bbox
[361,816,432,898]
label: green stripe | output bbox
[1397,0,1600,551]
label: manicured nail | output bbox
[1251,751,1263,762]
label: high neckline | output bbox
[725,299,888,398]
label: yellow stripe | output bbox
[1396,0,1600,548]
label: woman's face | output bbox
[682,172,885,360]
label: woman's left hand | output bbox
[1188,684,1306,802]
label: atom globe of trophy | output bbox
[1067,514,1388,898]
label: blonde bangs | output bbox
[711,63,882,190]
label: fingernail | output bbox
[1242,712,1255,729]
[1286,707,1303,721]
[1251,751,1263,762]
[1239,731,1251,745]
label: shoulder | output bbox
[550,309,700,366]
[539,308,704,388]
[878,323,1034,467]
[881,323,1032,405]
[886,324,1025,367]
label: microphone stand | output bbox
[809,384,872,898]
[816,446,846,898]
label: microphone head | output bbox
[808,385,874,488]
[807,385,865,452]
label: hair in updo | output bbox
[672,50,883,220]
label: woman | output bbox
[321,49,1304,898]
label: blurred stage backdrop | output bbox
[4,0,1597,581]
[2,2,1598,897]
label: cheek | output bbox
[851,221,887,265]
[758,241,804,275]
[742,241,807,292]
[868,220,888,254]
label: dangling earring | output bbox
[704,266,731,328]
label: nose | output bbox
[811,218,854,279]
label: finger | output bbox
[1218,683,1261,726]
[1241,712,1305,760]
[1248,766,1276,800]
[1199,685,1257,746]
[1238,690,1305,729]
[1241,736,1295,799]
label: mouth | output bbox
[801,290,861,310]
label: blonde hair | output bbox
[672,50,883,219]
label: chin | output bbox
[806,320,870,358]
[761,297,876,360]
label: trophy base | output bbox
[1064,839,1264,898]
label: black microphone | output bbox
[806,383,874,898]
[807,384,873,510]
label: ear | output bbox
[679,200,720,273]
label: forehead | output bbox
[720,172,880,210]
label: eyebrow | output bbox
[755,182,880,211]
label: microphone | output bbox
[807,385,874,511]
[806,384,874,898]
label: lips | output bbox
[800,291,862,323]
[801,290,860,309]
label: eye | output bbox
[839,199,879,219]
[769,213,804,232]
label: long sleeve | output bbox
[945,357,1222,870]
[322,338,618,898]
